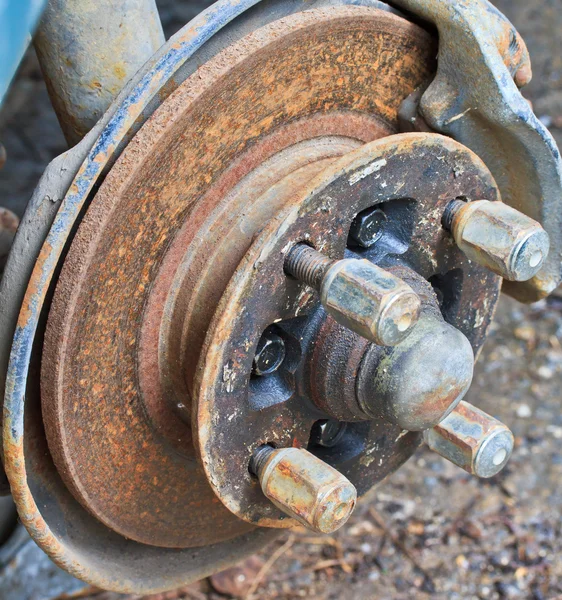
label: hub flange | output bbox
[194,133,502,527]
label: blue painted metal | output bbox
[0,0,46,105]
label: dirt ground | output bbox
[1,1,561,600]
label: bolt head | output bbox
[452,200,550,282]
[320,259,421,346]
[259,447,357,534]
[312,420,348,448]
[253,332,285,376]
[349,207,388,248]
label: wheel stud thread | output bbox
[284,244,333,290]
[249,444,275,479]
[442,198,466,231]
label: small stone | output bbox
[455,554,470,570]
[516,404,532,418]
[537,365,554,379]
[407,520,425,535]
[513,326,535,342]
[348,520,376,536]
[209,555,264,597]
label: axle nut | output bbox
[424,400,514,478]
[444,199,550,282]
[251,446,357,534]
[359,316,475,431]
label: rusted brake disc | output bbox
[41,6,437,549]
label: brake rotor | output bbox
[40,6,436,549]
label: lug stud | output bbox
[424,400,514,478]
[443,198,550,282]
[284,244,421,346]
[250,446,357,534]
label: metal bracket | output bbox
[391,0,562,302]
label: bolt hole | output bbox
[333,502,349,520]
[492,448,507,466]
[529,250,542,268]
[397,313,413,332]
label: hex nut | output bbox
[253,332,285,376]
[320,259,421,346]
[449,199,550,282]
[349,207,388,248]
[424,400,514,478]
[254,447,357,534]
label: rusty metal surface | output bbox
[34,0,165,145]
[447,198,550,282]
[320,257,421,346]
[0,0,403,504]
[39,6,430,550]
[0,0,536,593]
[390,0,562,302]
[424,399,515,478]
[254,446,357,534]
[2,1,420,593]
[194,132,502,528]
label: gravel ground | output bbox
[1,2,561,600]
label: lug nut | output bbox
[253,331,285,376]
[424,400,514,478]
[443,198,550,282]
[284,244,421,346]
[250,446,357,534]
[348,207,388,248]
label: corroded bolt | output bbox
[311,420,348,448]
[348,207,388,248]
[252,331,285,376]
[443,199,550,282]
[250,446,357,534]
[284,244,421,346]
[424,400,515,478]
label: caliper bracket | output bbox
[391,0,562,302]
